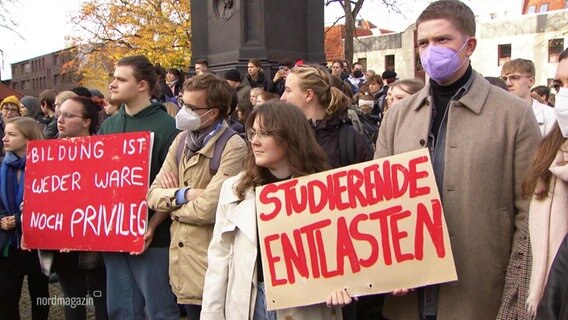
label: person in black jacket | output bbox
[243,59,271,91]
[281,65,372,169]
[269,58,294,97]
[39,89,59,139]
[537,234,568,320]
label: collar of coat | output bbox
[413,70,486,115]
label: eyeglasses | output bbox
[3,107,19,113]
[247,129,272,142]
[58,111,85,119]
[183,103,209,112]
[500,74,532,82]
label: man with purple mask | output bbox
[375,0,541,319]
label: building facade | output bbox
[10,48,78,96]
[523,0,567,14]
[352,9,568,86]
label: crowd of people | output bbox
[0,0,567,319]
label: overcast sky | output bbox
[1,0,521,80]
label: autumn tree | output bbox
[69,0,191,90]
[326,0,401,68]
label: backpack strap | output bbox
[210,127,238,176]
[338,123,356,167]
[176,131,189,165]
[176,127,238,176]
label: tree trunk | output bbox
[343,1,355,67]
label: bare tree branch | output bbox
[324,14,346,35]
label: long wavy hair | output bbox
[522,123,567,200]
[235,101,330,200]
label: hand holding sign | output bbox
[256,149,457,310]
[325,289,358,308]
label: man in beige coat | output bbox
[374,1,541,319]
[147,74,247,319]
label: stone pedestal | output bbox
[190,0,325,76]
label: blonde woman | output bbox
[0,117,49,319]
[281,65,372,168]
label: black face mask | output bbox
[353,70,363,78]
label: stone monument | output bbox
[190,0,325,76]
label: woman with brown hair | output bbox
[201,102,353,320]
[499,49,568,320]
[243,59,271,91]
[521,48,568,318]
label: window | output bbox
[527,5,536,13]
[498,44,511,66]
[539,3,549,12]
[54,74,60,86]
[548,39,564,63]
[385,55,395,72]
[23,63,31,73]
[23,80,30,90]
[357,58,367,72]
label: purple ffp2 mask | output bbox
[420,40,469,83]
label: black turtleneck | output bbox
[430,65,472,139]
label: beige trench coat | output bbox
[201,175,343,320]
[375,71,541,320]
[147,122,247,304]
[201,174,259,320]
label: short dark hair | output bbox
[167,68,183,80]
[39,89,59,111]
[154,63,166,80]
[182,73,232,120]
[116,55,158,94]
[71,86,92,98]
[278,58,294,69]
[195,59,208,67]
[531,85,551,99]
[416,0,476,37]
[67,96,100,135]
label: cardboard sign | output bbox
[256,149,457,310]
[22,132,153,253]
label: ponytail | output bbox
[326,87,348,115]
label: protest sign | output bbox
[256,148,457,310]
[22,132,153,253]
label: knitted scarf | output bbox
[184,120,223,160]
[0,152,26,256]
